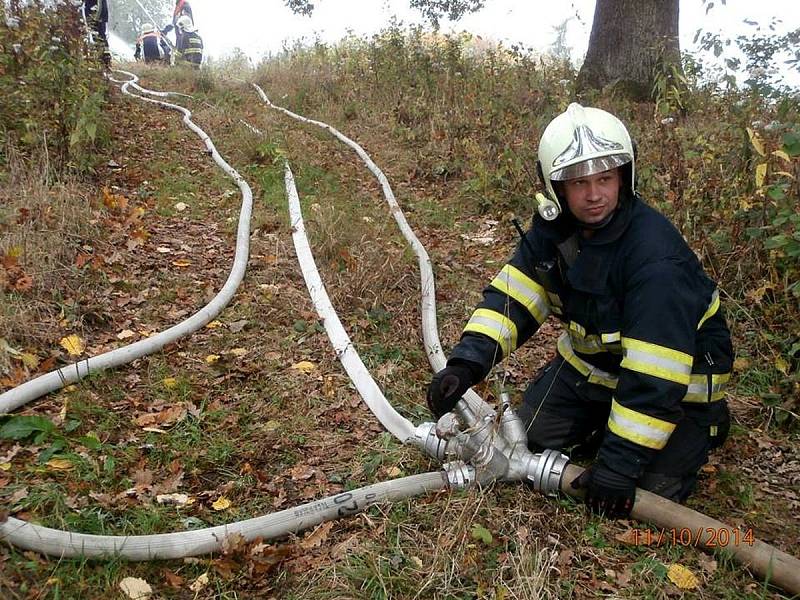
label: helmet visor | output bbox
[550,153,632,182]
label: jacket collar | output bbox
[550,192,638,294]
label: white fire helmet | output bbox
[141,23,156,34]
[176,15,195,33]
[536,103,634,221]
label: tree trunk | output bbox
[577,0,680,100]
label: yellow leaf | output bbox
[300,521,334,549]
[7,246,22,258]
[772,150,791,163]
[775,356,790,375]
[59,335,85,356]
[64,384,78,393]
[46,458,74,471]
[667,563,699,590]
[119,576,153,599]
[291,360,316,374]
[229,347,248,357]
[189,573,209,593]
[738,198,752,211]
[746,127,766,157]
[162,377,178,389]
[20,352,39,369]
[212,496,231,511]
[0,462,11,471]
[172,259,191,267]
[205,354,221,364]
[733,357,751,371]
[755,163,767,188]
[205,320,223,329]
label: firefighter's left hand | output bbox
[570,463,636,518]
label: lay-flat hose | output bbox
[284,162,416,442]
[0,472,447,560]
[0,70,253,414]
[252,84,492,419]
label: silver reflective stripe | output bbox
[684,372,730,403]
[621,338,692,385]
[464,309,517,357]
[489,265,550,324]
[608,399,674,450]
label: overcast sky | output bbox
[111,0,799,87]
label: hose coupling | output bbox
[527,449,570,496]
[442,461,476,489]
[410,422,448,461]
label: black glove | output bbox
[571,463,636,518]
[161,24,174,34]
[426,363,478,418]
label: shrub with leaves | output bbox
[0,0,109,173]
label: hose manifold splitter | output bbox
[411,395,569,494]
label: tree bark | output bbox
[577,0,680,100]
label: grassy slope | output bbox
[1,58,798,599]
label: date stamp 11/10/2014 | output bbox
[632,527,755,548]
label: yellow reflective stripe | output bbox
[557,334,618,389]
[463,308,518,357]
[489,264,550,324]
[568,330,605,354]
[621,338,692,385]
[683,372,731,403]
[607,398,675,450]
[697,289,720,330]
[569,321,586,336]
[567,323,621,354]
[601,331,621,344]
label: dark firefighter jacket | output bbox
[177,30,203,65]
[83,0,108,25]
[135,31,169,63]
[448,192,734,479]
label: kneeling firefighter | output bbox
[427,103,733,517]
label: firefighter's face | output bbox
[562,167,621,224]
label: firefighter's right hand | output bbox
[426,363,477,418]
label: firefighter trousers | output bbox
[518,356,730,502]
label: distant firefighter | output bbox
[175,15,202,68]
[134,23,170,64]
[82,0,111,66]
